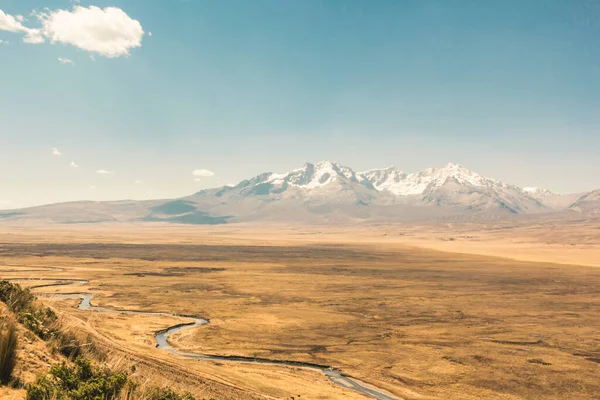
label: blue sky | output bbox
[1,0,599,208]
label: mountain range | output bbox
[1,161,598,224]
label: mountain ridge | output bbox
[1,161,597,225]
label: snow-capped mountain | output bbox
[210,161,379,206]
[1,161,596,225]
[361,163,502,196]
[360,163,547,213]
[187,161,551,216]
[523,187,555,197]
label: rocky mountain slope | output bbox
[569,190,600,217]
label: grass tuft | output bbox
[0,320,18,385]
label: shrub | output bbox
[0,280,57,340]
[26,356,197,400]
[0,280,35,314]
[144,387,195,400]
[0,320,18,385]
[27,356,128,400]
[19,308,57,340]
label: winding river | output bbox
[5,273,401,400]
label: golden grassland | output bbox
[1,220,599,399]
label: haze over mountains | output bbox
[1,162,597,224]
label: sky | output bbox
[1,0,600,208]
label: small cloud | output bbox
[58,57,74,65]
[134,180,142,184]
[89,185,97,190]
[89,54,95,61]
[192,169,215,178]
[0,39,7,45]
[225,183,236,187]
[148,31,152,37]
[70,161,79,168]
[96,169,113,174]
[52,147,62,155]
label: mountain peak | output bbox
[316,160,336,168]
[523,187,555,197]
[439,162,472,174]
[261,160,357,191]
[361,165,400,174]
[444,162,463,169]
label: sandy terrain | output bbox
[2,217,599,267]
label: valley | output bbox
[1,222,600,399]
[3,2,598,399]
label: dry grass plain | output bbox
[1,219,599,399]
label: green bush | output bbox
[0,280,57,340]
[0,320,18,385]
[26,356,197,400]
[26,356,128,400]
[19,308,57,340]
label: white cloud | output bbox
[134,180,142,184]
[89,185,97,190]
[58,57,74,65]
[70,161,79,168]
[192,169,215,178]
[52,147,62,156]
[89,54,95,61]
[1,6,143,57]
[148,31,152,37]
[37,6,144,58]
[0,9,44,44]
[96,169,113,174]
[23,30,44,44]
[0,39,7,45]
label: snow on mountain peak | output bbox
[523,187,554,196]
[264,160,356,190]
[238,162,556,208]
[358,166,406,192]
[204,161,561,215]
[429,163,495,187]
[359,163,499,196]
